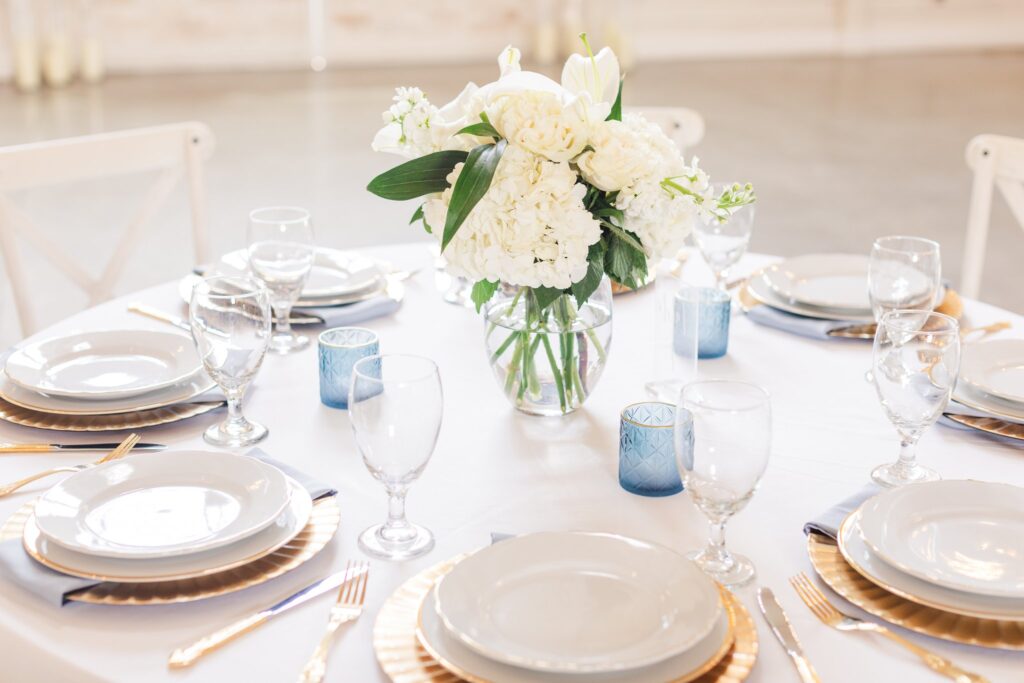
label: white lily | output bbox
[561,34,620,109]
[498,45,521,77]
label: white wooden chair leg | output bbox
[961,147,995,300]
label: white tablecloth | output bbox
[1,243,1022,683]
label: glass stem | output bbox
[380,489,415,543]
[223,387,249,434]
[896,433,920,473]
[705,518,731,565]
[274,303,292,336]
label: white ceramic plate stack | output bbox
[180,247,389,310]
[0,330,216,419]
[954,339,1024,422]
[23,451,313,582]
[747,254,875,322]
[420,532,733,682]
[840,480,1024,621]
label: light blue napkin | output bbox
[802,485,881,539]
[0,450,335,607]
[298,295,400,327]
[745,305,861,340]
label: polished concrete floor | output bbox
[1,51,1023,344]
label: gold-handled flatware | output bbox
[0,433,140,497]
[829,319,1011,341]
[757,586,820,683]
[297,560,370,683]
[168,562,368,669]
[790,573,989,683]
[0,441,165,454]
[943,413,1024,442]
[127,303,191,332]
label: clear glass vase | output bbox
[484,277,613,416]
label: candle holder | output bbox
[619,402,683,497]
[318,327,379,409]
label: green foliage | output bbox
[367,150,468,200]
[471,279,499,313]
[604,227,648,289]
[409,205,423,224]
[571,240,607,307]
[606,77,624,122]
[441,140,507,251]
[456,121,500,139]
[531,286,565,312]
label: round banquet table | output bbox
[0,242,1022,683]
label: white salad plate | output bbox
[418,585,732,683]
[839,509,1024,620]
[952,382,1024,423]
[24,478,312,582]
[747,270,875,323]
[760,254,871,312]
[960,340,1024,406]
[0,367,215,416]
[858,481,1024,598]
[434,532,722,674]
[4,330,201,400]
[33,451,292,559]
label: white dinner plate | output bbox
[760,254,871,311]
[839,510,1024,621]
[746,270,875,323]
[952,382,1024,423]
[434,532,722,673]
[0,368,215,416]
[960,340,1024,406]
[24,478,312,582]
[34,451,292,559]
[858,481,1024,598]
[419,585,732,683]
[4,330,201,400]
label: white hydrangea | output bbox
[423,144,601,289]
[485,90,590,163]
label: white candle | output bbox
[13,36,41,91]
[80,35,104,82]
[42,30,73,87]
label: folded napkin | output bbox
[0,450,335,607]
[298,294,400,328]
[745,305,861,340]
[802,485,881,539]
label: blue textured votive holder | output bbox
[619,402,683,497]
[318,327,379,409]
[674,287,731,359]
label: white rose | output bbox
[485,90,590,163]
[575,119,649,191]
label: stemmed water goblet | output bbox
[868,236,942,322]
[869,310,960,487]
[693,188,755,290]
[189,275,272,447]
[674,380,771,587]
[247,206,315,354]
[349,354,442,560]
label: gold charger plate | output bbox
[373,556,758,683]
[0,396,224,432]
[807,532,1024,650]
[0,496,340,605]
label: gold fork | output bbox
[0,433,141,497]
[297,560,369,683]
[790,573,989,683]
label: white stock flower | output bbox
[485,90,590,163]
[574,119,650,191]
[423,144,602,289]
[371,87,446,159]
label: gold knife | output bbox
[0,442,165,454]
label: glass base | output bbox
[688,548,756,588]
[268,331,310,354]
[203,419,268,448]
[871,461,940,488]
[359,523,434,561]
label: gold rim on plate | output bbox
[373,556,758,683]
[0,396,224,431]
[807,532,1024,650]
[0,496,340,605]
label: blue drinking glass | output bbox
[619,402,683,497]
[318,327,379,409]
[674,286,731,359]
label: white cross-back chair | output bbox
[630,106,706,154]
[0,122,214,336]
[961,134,1024,299]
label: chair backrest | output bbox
[0,122,214,336]
[961,134,1024,299]
[629,106,706,154]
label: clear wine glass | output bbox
[869,310,960,487]
[189,275,272,447]
[247,206,315,354]
[675,380,771,587]
[868,236,941,322]
[349,354,442,560]
[693,191,755,290]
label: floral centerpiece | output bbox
[368,37,754,415]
